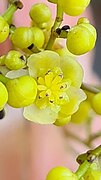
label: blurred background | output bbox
[0,0,101,180]
[91,0,101,79]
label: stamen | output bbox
[59,96,63,99]
[36,67,70,108]
[45,69,52,75]
[46,93,49,97]
[60,85,64,89]
[65,84,68,88]
[50,100,54,103]
[58,73,63,78]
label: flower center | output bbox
[36,67,71,112]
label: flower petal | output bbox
[60,55,83,88]
[27,50,60,78]
[23,104,58,124]
[54,112,71,126]
[60,86,86,116]
[6,69,28,79]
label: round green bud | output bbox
[84,169,101,180]
[77,17,90,25]
[0,82,8,110]
[4,50,26,70]
[46,166,78,180]
[6,75,37,108]
[71,100,91,124]
[0,16,9,43]
[29,3,52,24]
[31,27,45,48]
[0,55,5,65]
[58,0,91,16]
[54,114,71,126]
[10,27,34,49]
[91,92,101,115]
[66,18,97,55]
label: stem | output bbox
[76,145,101,179]
[63,128,92,148]
[0,56,5,66]
[85,116,93,148]
[75,160,90,179]
[77,145,101,166]
[2,1,23,23]
[45,4,63,50]
[88,145,101,157]
[81,82,100,94]
[85,131,101,147]
[89,131,101,142]
[0,74,9,85]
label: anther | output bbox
[60,85,64,89]
[59,96,63,99]
[58,74,63,78]
[65,84,67,88]
[46,93,49,97]
[45,70,52,75]
[50,100,54,103]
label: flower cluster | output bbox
[0,0,100,127]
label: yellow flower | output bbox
[23,50,86,125]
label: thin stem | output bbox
[85,131,101,146]
[90,131,101,141]
[81,82,100,94]
[75,160,90,179]
[76,145,101,179]
[63,128,91,148]
[45,4,63,50]
[2,4,17,22]
[85,116,93,148]
[2,1,23,23]
[77,145,101,165]
[0,74,9,85]
[88,145,101,157]
[63,127,101,149]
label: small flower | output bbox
[23,50,86,125]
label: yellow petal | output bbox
[27,50,60,78]
[60,56,83,88]
[23,104,58,124]
[60,86,86,116]
[6,69,28,79]
[54,113,71,126]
